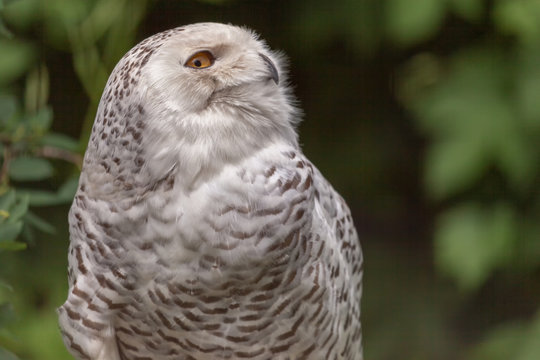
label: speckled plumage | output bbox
[58,23,363,360]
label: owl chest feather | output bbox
[64,146,362,359]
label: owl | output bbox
[58,22,363,360]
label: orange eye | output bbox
[184,51,215,69]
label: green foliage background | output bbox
[0,0,539,359]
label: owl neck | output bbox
[83,94,299,198]
[141,106,298,190]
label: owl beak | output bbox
[259,53,279,85]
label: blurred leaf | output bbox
[7,194,28,223]
[516,311,540,360]
[514,218,540,271]
[409,48,508,135]
[0,18,13,39]
[385,0,446,45]
[8,157,53,181]
[2,0,41,30]
[0,39,34,84]
[78,0,129,44]
[404,48,537,197]
[24,211,55,234]
[515,46,540,127]
[24,65,50,114]
[19,189,58,206]
[494,0,540,44]
[27,106,53,133]
[0,301,15,323]
[41,0,91,48]
[0,280,12,293]
[294,0,382,55]
[40,133,80,152]
[435,203,517,290]
[0,240,26,251]
[57,176,78,201]
[469,311,540,360]
[20,220,35,244]
[19,177,77,208]
[495,126,537,190]
[425,138,487,200]
[0,191,16,213]
[70,41,109,104]
[12,307,71,359]
[449,0,485,21]
[467,322,526,360]
[0,221,22,242]
[21,188,69,207]
[101,0,148,68]
[0,0,13,38]
[0,95,17,123]
[0,347,19,360]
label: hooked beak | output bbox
[259,53,279,85]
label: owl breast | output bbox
[99,146,351,359]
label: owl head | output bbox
[89,23,299,187]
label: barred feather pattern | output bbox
[58,23,363,360]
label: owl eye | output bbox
[185,51,215,69]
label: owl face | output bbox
[88,23,299,185]
[143,23,284,117]
[126,23,299,178]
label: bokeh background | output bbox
[0,0,539,359]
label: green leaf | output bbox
[435,203,517,290]
[19,176,78,206]
[24,65,50,114]
[0,280,13,293]
[425,138,488,199]
[0,95,17,122]
[0,240,26,251]
[468,322,527,360]
[0,302,15,326]
[20,189,59,206]
[494,0,540,44]
[57,176,79,201]
[0,221,22,242]
[0,38,34,85]
[0,17,14,38]
[0,279,13,294]
[40,132,80,152]
[516,311,540,360]
[19,188,69,207]
[27,106,52,133]
[2,0,41,31]
[8,157,53,181]
[449,0,484,21]
[496,128,537,190]
[0,190,16,214]
[515,46,540,127]
[20,221,34,244]
[7,194,28,223]
[405,48,537,197]
[386,0,446,45]
[469,311,540,360]
[0,347,19,360]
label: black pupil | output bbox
[194,59,202,67]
